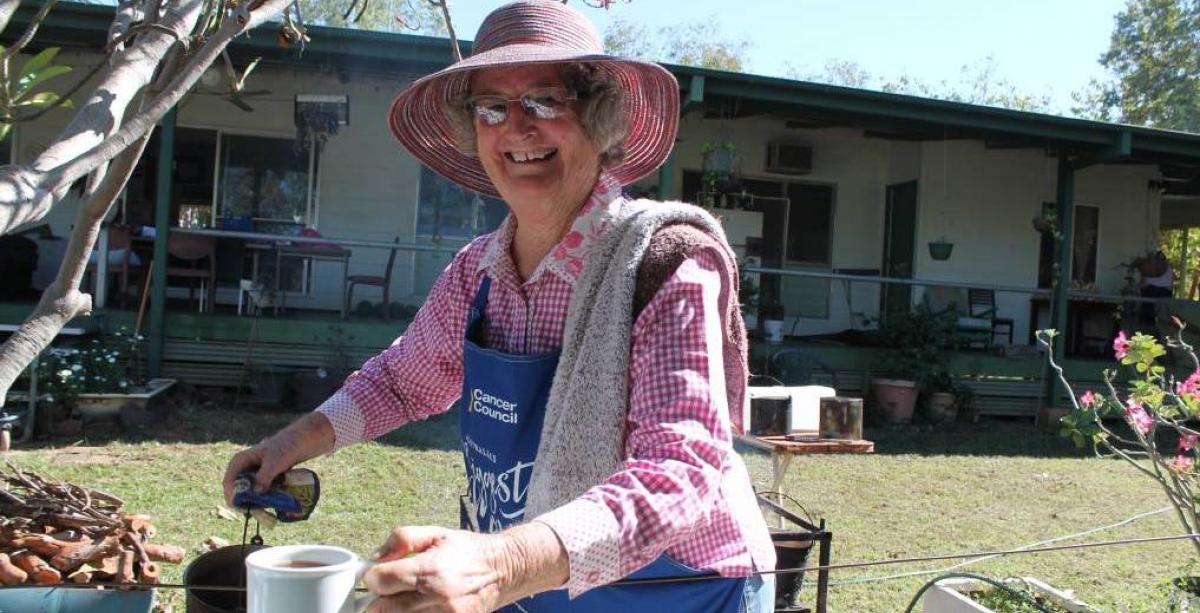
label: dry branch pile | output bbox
[0,465,184,586]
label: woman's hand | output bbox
[364,526,503,613]
[221,412,336,506]
[364,523,569,613]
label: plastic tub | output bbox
[0,587,154,613]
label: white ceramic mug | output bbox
[245,545,377,613]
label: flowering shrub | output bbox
[1036,323,1200,558]
[38,330,145,400]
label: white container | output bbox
[744,385,835,435]
[72,378,176,420]
[923,577,1101,613]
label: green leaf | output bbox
[14,65,72,100]
[19,47,60,82]
[13,91,59,108]
[0,123,13,142]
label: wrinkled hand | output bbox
[221,442,289,506]
[221,412,336,506]
[364,526,506,613]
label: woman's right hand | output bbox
[222,441,292,506]
[221,412,337,506]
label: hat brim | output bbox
[388,46,679,198]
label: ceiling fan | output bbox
[220,52,271,112]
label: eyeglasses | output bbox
[465,87,578,127]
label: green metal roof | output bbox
[12,0,1200,167]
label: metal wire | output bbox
[831,504,1173,587]
[4,531,1191,593]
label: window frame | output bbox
[213,129,320,228]
[1036,202,1100,289]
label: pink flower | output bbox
[1079,390,1097,408]
[1169,455,1195,474]
[1113,331,1130,360]
[1179,371,1200,401]
[565,257,583,278]
[562,231,583,249]
[1181,433,1200,453]
[1124,399,1154,435]
[552,243,568,260]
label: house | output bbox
[5,1,1200,415]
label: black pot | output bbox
[185,545,265,613]
[772,535,814,610]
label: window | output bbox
[412,167,507,294]
[1037,203,1099,288]
[681,171,834,266]
[217,134,316,233]
[682,170,834,319]
[416,167,507,240]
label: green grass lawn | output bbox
[5,397,1189,612]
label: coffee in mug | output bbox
[277,560,329,569]
[246,545,376,613]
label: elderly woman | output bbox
[223,1,776,611]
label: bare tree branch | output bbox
[106,0,143,53]
[0,0,21,36]
[0,33,191,403]
[427,0,460,61]
[0,0,294,236]
[0,132,150,402]
[3,0,61,60]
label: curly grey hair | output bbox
[444,63,629,167]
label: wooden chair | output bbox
[165,234,216,313]
[768,348,839,391]
[966,288,1014,347]
[345,237,399,320]
[85,226,142,308]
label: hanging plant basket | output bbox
[928,241,954,261]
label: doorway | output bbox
[881,181,918,318]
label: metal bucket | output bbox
[185,545,264,613]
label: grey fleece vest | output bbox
[524,199,736,517]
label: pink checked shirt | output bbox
[317,175,775,596]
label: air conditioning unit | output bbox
[765,141,813,175]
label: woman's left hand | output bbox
[364,526,505,613]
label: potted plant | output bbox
[760,299,786,344]
[1038,323,1200,605]
[872,303,957,424]
[39,329,175,428]
[700,141,739,208]
[922,370,959,423]
[927,237,954,261]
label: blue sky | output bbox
[445,0,1129,113]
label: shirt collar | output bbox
[477,173,626,288]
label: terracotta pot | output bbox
[870,378,918,424]
[928,392,957,423]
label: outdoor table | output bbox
[735,432,874,528]
[245,242,352,318]
[274,244,352,318]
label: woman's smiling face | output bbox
[470,64,601,210]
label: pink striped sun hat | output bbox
[388,0,679,198]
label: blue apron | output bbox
[460,277,747,613]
